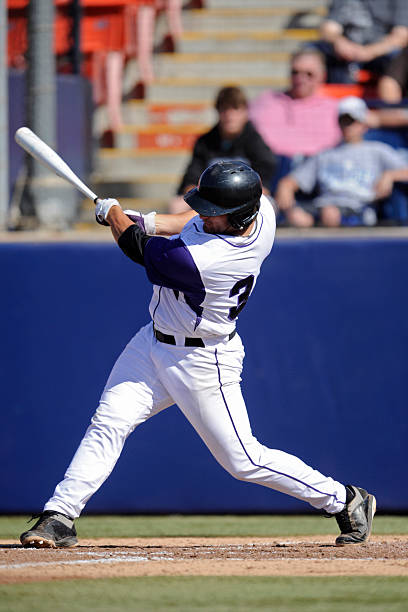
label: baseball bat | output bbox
[15,127,98,202]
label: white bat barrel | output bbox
[15,127,98,202]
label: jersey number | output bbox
[228,275,254,320]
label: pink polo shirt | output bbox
[249,91,341,157]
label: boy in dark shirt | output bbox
[170,86,277,213]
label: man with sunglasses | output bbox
[249,49,341,159]
[274,96,408,227]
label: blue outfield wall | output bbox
[1,237,407,513]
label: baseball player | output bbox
[20,161,375,549]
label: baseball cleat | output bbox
[334,485,376,546]
[20,511,78,548]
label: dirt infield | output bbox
[1,535,407,583]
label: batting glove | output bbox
[95,198,121,226]
[123,209,157,235]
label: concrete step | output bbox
[179,29,318,54]
[146,77,286,103]
[115,124,207,150]
[94,149,190,180]
[123,101,216,126]
[182,7,324,31]
[152,52,289,80]
[90,176,179,200]
[94,101,216,136]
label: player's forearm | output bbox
[106,206,135,243]
[154,210,197,236]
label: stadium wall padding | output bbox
[1,237,407,513]
[9,70,93,207]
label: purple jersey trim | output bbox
[214,348,346,507]
[152,285,163,320]
[125,213,146,232]
[192,215,264,248]
[144,236,205,319]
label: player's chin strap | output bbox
[228,202,260,231]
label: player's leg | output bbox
[20,324,172,548]
[156,334,345,512]
[156,335,375,543]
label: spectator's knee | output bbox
[320,205,341,227]
[287,206,314,228]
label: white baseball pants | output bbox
[45,322,346,518]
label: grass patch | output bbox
[1,514,407,540]
[1,576,408,612]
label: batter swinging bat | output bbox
[15,127,98,202]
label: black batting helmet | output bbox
[184,161,262,230]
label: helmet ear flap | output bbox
[228,201,260,230]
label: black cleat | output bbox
[334,485,376,546]
[20,511,78,548]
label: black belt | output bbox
[154,327,236,348]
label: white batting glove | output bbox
[95,198,121,226]
[123,209,157,235]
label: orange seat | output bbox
[7,11,27,66]
[7,2,72,65]
[81,8,125,53]
[319,84,366,99]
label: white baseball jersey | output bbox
[145,195,276,337]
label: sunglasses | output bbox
[291,69,317,78]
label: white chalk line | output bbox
[0,556,396,571]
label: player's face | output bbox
[200,214,233,234]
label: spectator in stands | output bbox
[377,46,408,103]
[318,0,408,84]
[249,49,341,159]
[274,97,408,228]
[169,86,277,213]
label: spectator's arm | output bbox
[375,167,408,199]
[274,175,299,211]
[366,107,408,128]
[357,26,408,63]
[319,19,343,43]
[320,20,363,62]
[320,20,408,63]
